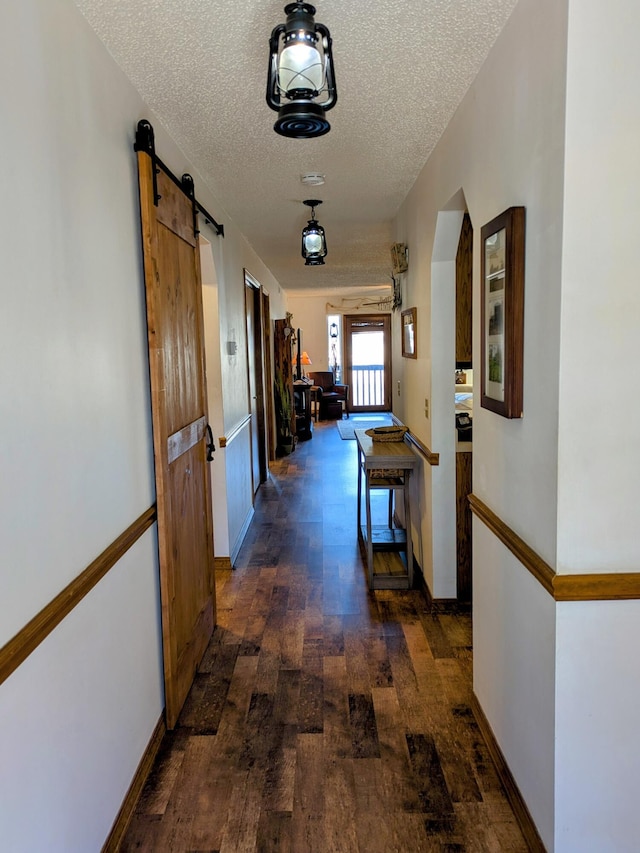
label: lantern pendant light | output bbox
[266,1,337,139]
[301,199,327,265]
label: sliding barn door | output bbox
[136,132,215,729]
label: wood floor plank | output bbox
[322,757,359,852]
[351,757,387,815]
[218,766,264,853]
[133,728,189,816]
[355,810,436,853]
[119,814,164,852]
[145,735,207,851]
[255,810,293,853]
[364,629,394,688]
[322,614,345,656]
[293,732,325,814]
[432,724,483,805]
[120,420,529,853]
[188,762,238,850]
[323,654,352,759]
[279,609,305,669]
[344,620,373,695]
[213,655,259,762]
[406,733,455,818]
[261,743,296,813]
[298,662,324,734]
[371,687,424,813]
[348,693,381,759]
[240,611,267,657]
[178,642,240,735]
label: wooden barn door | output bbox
[136,125,216,729]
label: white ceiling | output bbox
[73,0,518,293]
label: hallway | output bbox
[122,419,527,852]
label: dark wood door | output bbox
[344,314,392,412]
[245,271,268,492]
[137,148,215,729]
[262,291,275,462]
[246,281,261,494]
[456,212,473,367]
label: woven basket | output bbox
[365,425,408,443]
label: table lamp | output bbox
[293,350,312,379]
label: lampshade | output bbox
[266,1,337,139]
[301,199,327,265]
[300,351,312,366]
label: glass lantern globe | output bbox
[266,2,337,139]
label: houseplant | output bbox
[275,371,294,456]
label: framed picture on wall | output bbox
[401,307,417,358]
[480,206,525,418]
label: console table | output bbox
[355,429,418,589]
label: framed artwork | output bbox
[480,206,525,418]
[401,307,417,358]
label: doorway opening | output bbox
[430,191,473,605]
[455,211,473,605]
[344,314,392,412]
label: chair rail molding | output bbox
[469,494,640,601]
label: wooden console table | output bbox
[355,429,418,589]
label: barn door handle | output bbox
[205,424,215,461]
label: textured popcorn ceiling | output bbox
[73,0,518,292]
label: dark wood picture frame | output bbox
[401,307,417,358]
[480,206,525,418]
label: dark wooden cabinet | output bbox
[456,212,473,368]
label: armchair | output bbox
[308,371,349,420]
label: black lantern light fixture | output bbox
[266,1,337,139]
[301,199,327,265]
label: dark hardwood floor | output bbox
[122,417,527,852]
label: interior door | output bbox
[245,280,261,494]
[245,271,267,492]
[137,142,215,729]
[262,291,276,462]
[344,314,392,412]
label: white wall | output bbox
[430,210,465,599]
[286,289,392,377]
[552,2,640,848]
[394,0,568,846]
[398,0,567,571]
[201,240,230,556]
[0,0,156,647]
[285,293,330,372]
[396,0,640,847]
[0,535,163,853]
[1,5,166,847]
[0,0,285,847]
[210,235,285,560]
[555,600,640,852]
[558,0,640,572]
[474,522,557,845]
